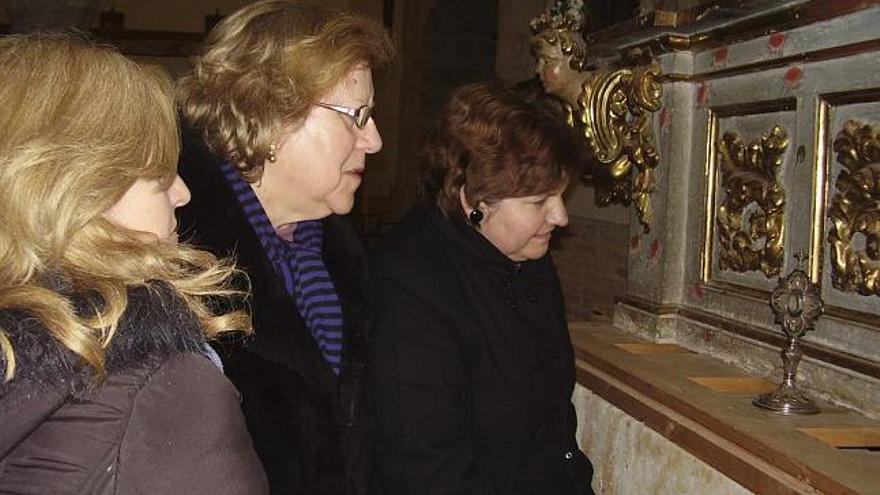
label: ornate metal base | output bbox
[754,254,823,415]
[753,382,820,415]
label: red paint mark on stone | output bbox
[689,283,706,300]
[783,66,803,89]
[659,107,671,129]
[713,46,729,65]
[702,329,713,343]
[630,235,641,250]
[697,81,710,106]
[768,32,786,53]
[650,239,661,258]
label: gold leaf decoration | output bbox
[578,63,663,233]
[828,120,880,297]
[716,126,788,277]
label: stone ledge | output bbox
[570,321,879,495]
[612,298,880,418]
[614,294,880,380]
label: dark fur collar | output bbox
[0,282,205,397]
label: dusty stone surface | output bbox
[573,384,754,495]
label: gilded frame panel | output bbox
[814,88,880,328]
[701,99,797,298]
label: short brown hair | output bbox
[178,0,393,181]
[424,82,584,218]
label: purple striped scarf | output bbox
[220,163,344,374]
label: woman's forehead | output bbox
[327,66,374,100]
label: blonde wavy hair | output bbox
[0,33,252,383]
[178,0,394,181]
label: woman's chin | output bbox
[327,196,356,216]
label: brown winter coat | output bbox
[0,284,268,494]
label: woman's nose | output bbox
[359,118,383,154]
[548,196,569,227]
[170,174,192,208]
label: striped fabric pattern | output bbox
[220,163,344,374]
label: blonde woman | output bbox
[0,34,267,493]
[177,2,392,493]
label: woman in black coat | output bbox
[176,2,392,493]
[370,83,595,495]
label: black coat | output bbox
[369,205,595,495]
[177,125,372,495]
[0,284,268,494]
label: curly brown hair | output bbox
[423,82,585,218]
[178,0,393,181]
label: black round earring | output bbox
[468,209,483,226]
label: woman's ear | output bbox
[458,185,472,212]
[460,186,485,227]
[459,186,490,215]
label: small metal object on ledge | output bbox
[753,252,823,415]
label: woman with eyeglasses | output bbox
[176,1,392,494]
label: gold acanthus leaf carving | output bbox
[577,63,663,233]
[828,120,880,297]
[716,126,788,278]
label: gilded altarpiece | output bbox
[598,0,880,426]
[702,102,797,297]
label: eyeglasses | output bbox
[315,102,373,129]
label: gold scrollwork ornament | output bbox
[578,62,663,233]
[716,126,788,277]
[828,120,880,297]
[530,1,663,234]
